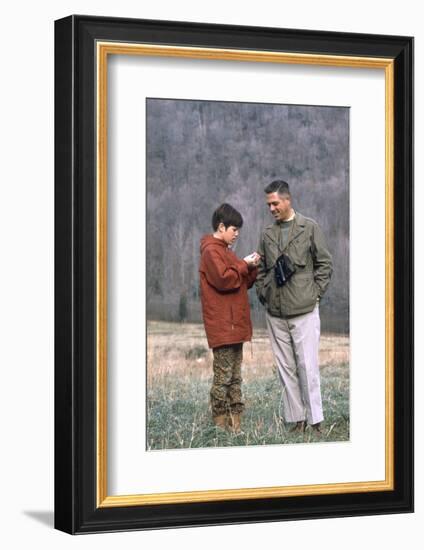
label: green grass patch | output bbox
[147,364,349,450]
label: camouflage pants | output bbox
[211,343,245,417]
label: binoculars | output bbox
[274,253,296,287]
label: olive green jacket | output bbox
[256,212,333,317]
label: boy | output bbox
[199,203,260,434]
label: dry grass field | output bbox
[147,321,349,450]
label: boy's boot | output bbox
[229,412,242,434]
[213,414,227,430]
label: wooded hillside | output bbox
[146,98,349,333]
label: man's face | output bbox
[266,192,292,221]
[218,224,240,246]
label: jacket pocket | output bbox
[283,271,318,311]
[288,235,310,267]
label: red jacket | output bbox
[199,235,257,349]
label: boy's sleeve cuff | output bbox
[240,260,249,276]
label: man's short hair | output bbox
[212,203,243,231]
[264,180,291,198]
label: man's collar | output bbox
[281,209,296,223]
[292,211,305,227]
[264,211,306,246]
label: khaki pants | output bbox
[266,305,323,425]
[210,344,244,417]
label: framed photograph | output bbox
[54,15,413,534]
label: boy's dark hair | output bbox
[212,203,243,231]
[264,180,291,197]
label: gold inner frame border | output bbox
[96,41,395,508]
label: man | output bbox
[256,180,333,435]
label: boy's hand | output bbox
[243,252,261,267]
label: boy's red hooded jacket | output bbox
[199,235,257,349]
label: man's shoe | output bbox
[310,422,323,437]
[213,414,227,430]
[289,421,306,433]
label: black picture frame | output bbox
[54,14,413,534]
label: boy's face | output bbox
[218,223,240,246]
